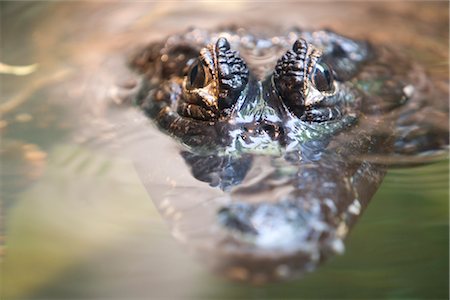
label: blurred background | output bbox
[1,2,448,299]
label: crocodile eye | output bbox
[180,38,248,120]
[186,60,209,89]
[312,62,334,92]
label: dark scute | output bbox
[275,77,305,117]
[216,37,231,51]
[293,39,308,54]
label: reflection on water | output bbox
[1,2,448,299]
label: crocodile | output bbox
[129,27,448,283]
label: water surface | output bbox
[1,2,448,299]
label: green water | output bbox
[1,2,448,299]
[2,148,448,299]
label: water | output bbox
[1,2,448,299]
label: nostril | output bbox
[243,122,283,140]
[261,122,284,141]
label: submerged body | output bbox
[130,27,447,282]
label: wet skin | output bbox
[133,29,373,153]
[130,27,447,282]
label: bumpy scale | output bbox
[130,27,448,283]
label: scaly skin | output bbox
[130,27,446,283]
[132,28,374,152]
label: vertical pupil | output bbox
[313,63,333,92]
[188,61,206,88]
[189,63,199,86]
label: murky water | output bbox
[1,2,448,299]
